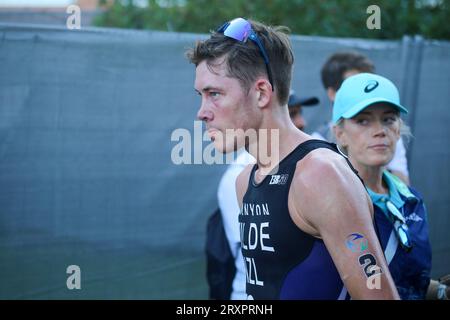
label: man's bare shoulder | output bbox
[237,164,253,183]
[289,147,369,228]
[294,148,355,189]
[235,164,254,208]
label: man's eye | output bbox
[209,92,220,97]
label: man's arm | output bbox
[289,149,400,299]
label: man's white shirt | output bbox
[217,149,256,300]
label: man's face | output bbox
[289,105,306,131]
[194,59,261,153]
[343,69,360,81]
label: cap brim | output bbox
[299,97,319,106]
[289,96,319,108]
[341,98,408,120]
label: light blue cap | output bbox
[332,73,408,124]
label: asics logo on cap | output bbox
[364,80,379,93]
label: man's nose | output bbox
[197,99,213,122]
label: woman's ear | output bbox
[333,123,347,147]
[394,118,401,142]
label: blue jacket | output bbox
[369,171,432,300]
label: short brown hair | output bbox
[186,19,294,105]
[321,51,375,91]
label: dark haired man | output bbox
[188,18,399,300]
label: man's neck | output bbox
[247,109,310,175]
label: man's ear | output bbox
[333,123,347,147]
[327,87,336,103]
[254,78,272,108]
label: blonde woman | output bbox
[332,73,446,300]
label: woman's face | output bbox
[334,103,401,168]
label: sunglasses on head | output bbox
[386,201,413,252]
[216,17,274,91]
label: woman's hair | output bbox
[399,118,412,146]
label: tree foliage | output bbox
[95,0,450,40]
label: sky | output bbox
[0,0,74,7]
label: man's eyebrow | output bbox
[195,86,222,93]
[204,86,222,92]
